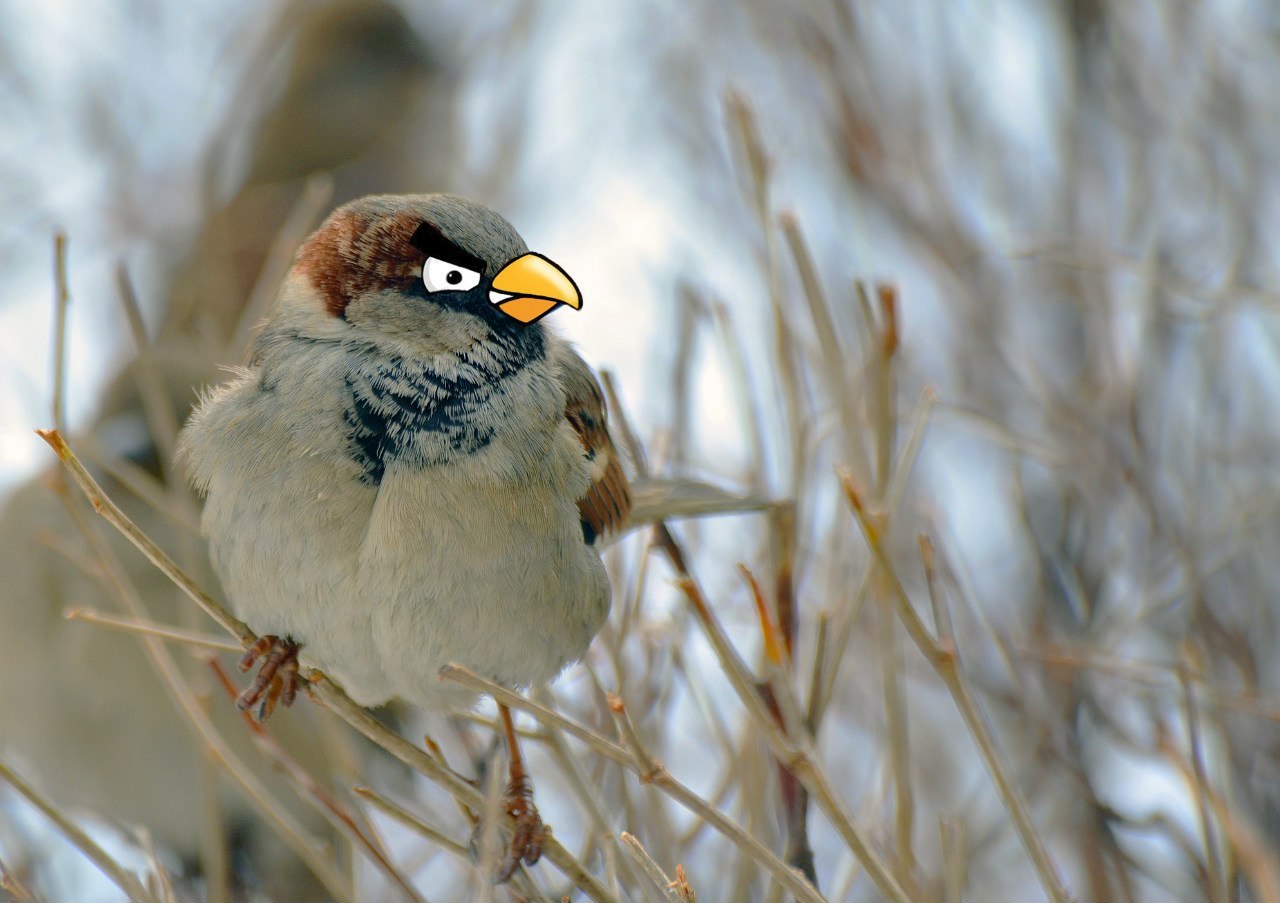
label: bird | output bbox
[178,192,631,878]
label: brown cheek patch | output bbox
[294,208,426,318]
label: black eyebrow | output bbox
[409,222,485,273]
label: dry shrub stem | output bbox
[310,682,616,902]
[440,664,827,903]
[0,853,40,903]
[135,828,179,903]
[352,786,470,860]
[50,460,353,899]
[1176,666,1229,903]
[114,265,182,478]
[231,172,335,359]
[1158,733,1280,903]
[0,758,161,903]
[50,233,69,438]
[619,832,696,903]
[36,431,257,646]
[652,524,913,903]
[64,607,241,653]
[350,786,544,902]
[205,662,427,903]
[840,474,1073,903]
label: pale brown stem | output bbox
[442,665,828,903]
[0,758,160,903]
[653,525,912,903]
[64,607,240,653]
[620,832,696,903]
[54,489,352,900]
[842,474,1072,903]
[207,661,427,903]
[37,429,257,646]
[51,233,70,438]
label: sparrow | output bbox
[178,193,630,877]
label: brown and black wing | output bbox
[557,349,631,544]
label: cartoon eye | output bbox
[423,257,481,293]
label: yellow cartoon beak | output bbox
[488,253,582,324]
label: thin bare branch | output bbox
[50,232,70,438]
[0,758,160,903]
[64,607,241,653]
[440,664,828,903]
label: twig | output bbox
[231,172,335,358]
[1014,640,1280,723]
[600,369,648,478]
[726,90,806,494]
[778,212,868,482]
[115,264,182,477]
[811,571,873,732]
[51,233,70,438]
[606,692,662,782]
[36,429,256,645]
[0,758,160,903]
[872,283,899,492]
[742,560,817,886]
[652,525,912,903]
[863,284,914,887]
[354,786,547,902]
[812,388,936,735]
[78,439,202,533]
[353,787,470,859]
[533,708,647,892]
[207,662,428,903]
[742,565,786,668]
[708,297,769,485]
[310,681,618,903]
[35,525,103,578]
[198,746,230,903]
[441,665,828,903]
[0,852,40,903]
[938,817,966,903]
[841,475,1073,903]
[52,482,353,900]
[1176,662,1228,903]
[64,607,241,653]
[134,828,178,903]
[1158,730,1280,903]
[804,612,830,736]
[877,569,914,885]
[620,832,695,902]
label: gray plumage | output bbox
[179,194,621,711]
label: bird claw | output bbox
[469,776,546,883]
[236,635,301,721]
[500,777,545,881]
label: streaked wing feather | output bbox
[557,350,631,543]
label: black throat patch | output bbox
[343,330,543,485]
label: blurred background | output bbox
[3,1,1280,901]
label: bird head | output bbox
[291,194,581,348]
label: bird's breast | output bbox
[341,333,555,485]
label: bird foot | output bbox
[469,775,546,883]
[501,774,545,882]
[236,635,301,721]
